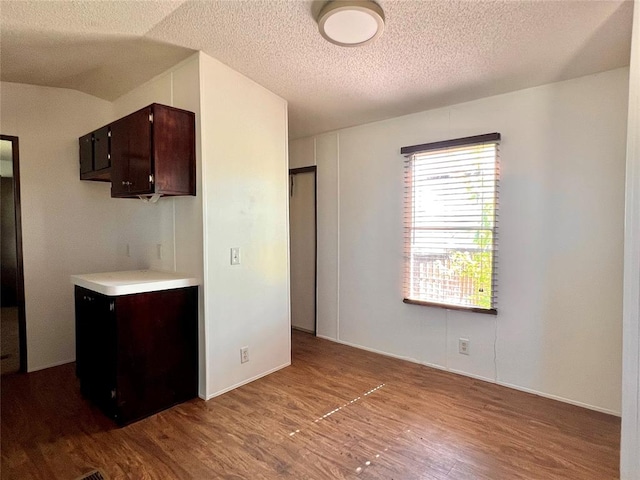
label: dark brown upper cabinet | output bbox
[79,126,111,182]
[79,104,196,198]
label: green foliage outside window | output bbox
[448,175,494,309]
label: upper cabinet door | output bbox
[110,116,129,197]
[126,108,153,196]
[110,109,152,197]
[93,126,111,172]
[79,133,93,175]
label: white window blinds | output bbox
[401,133,500,313]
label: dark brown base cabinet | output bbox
[75,286,198,425]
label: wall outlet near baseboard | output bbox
[459,338,470,355]
[240,346,249,363]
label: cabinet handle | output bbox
[122,181,132,186]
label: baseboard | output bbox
[205,362,291,400]
[28,358,75,373]
[448,368,496,384]
[316,336,620,417]
[316,334,336,342]
[317,335,419,364]
[496,380,621,417]
[292,326,315,334]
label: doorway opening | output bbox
[1,135,26,374]
[289,166,317,335]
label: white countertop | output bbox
[71,270,199,296]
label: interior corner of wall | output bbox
[313,136,317,165]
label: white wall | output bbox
[290,67,628,414]
[199,53,290,398]
[0,82,148,371]
[621,0,640,477]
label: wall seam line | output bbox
[336,132,340,341]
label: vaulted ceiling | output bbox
[0,0,634,139]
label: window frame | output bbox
[401,133,500,315]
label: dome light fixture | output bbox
[317,0,385,47]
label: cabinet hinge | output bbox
[149,112,154,123]
[109,301,115,312]
[108,130,111,138]
[111,389,116,399]
[149,174,154,185]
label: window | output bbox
[401,133,500,314]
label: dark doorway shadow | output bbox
[1,135,26,374]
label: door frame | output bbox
[1,135,27,372]
[289,166,317,335]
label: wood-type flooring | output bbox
[1,307,20,375]
[1,330,620,479]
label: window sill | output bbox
[403,298,497,315]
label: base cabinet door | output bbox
[115,287,198,424]
[75,286,198,425]
[74,287,117,417]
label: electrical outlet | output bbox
[231,247,241,265]
[240,346,249,364]
[459,338,470,355]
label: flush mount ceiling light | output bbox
[318,0,385,47]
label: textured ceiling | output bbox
[0,1,194,101]
[0,0,634,139]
